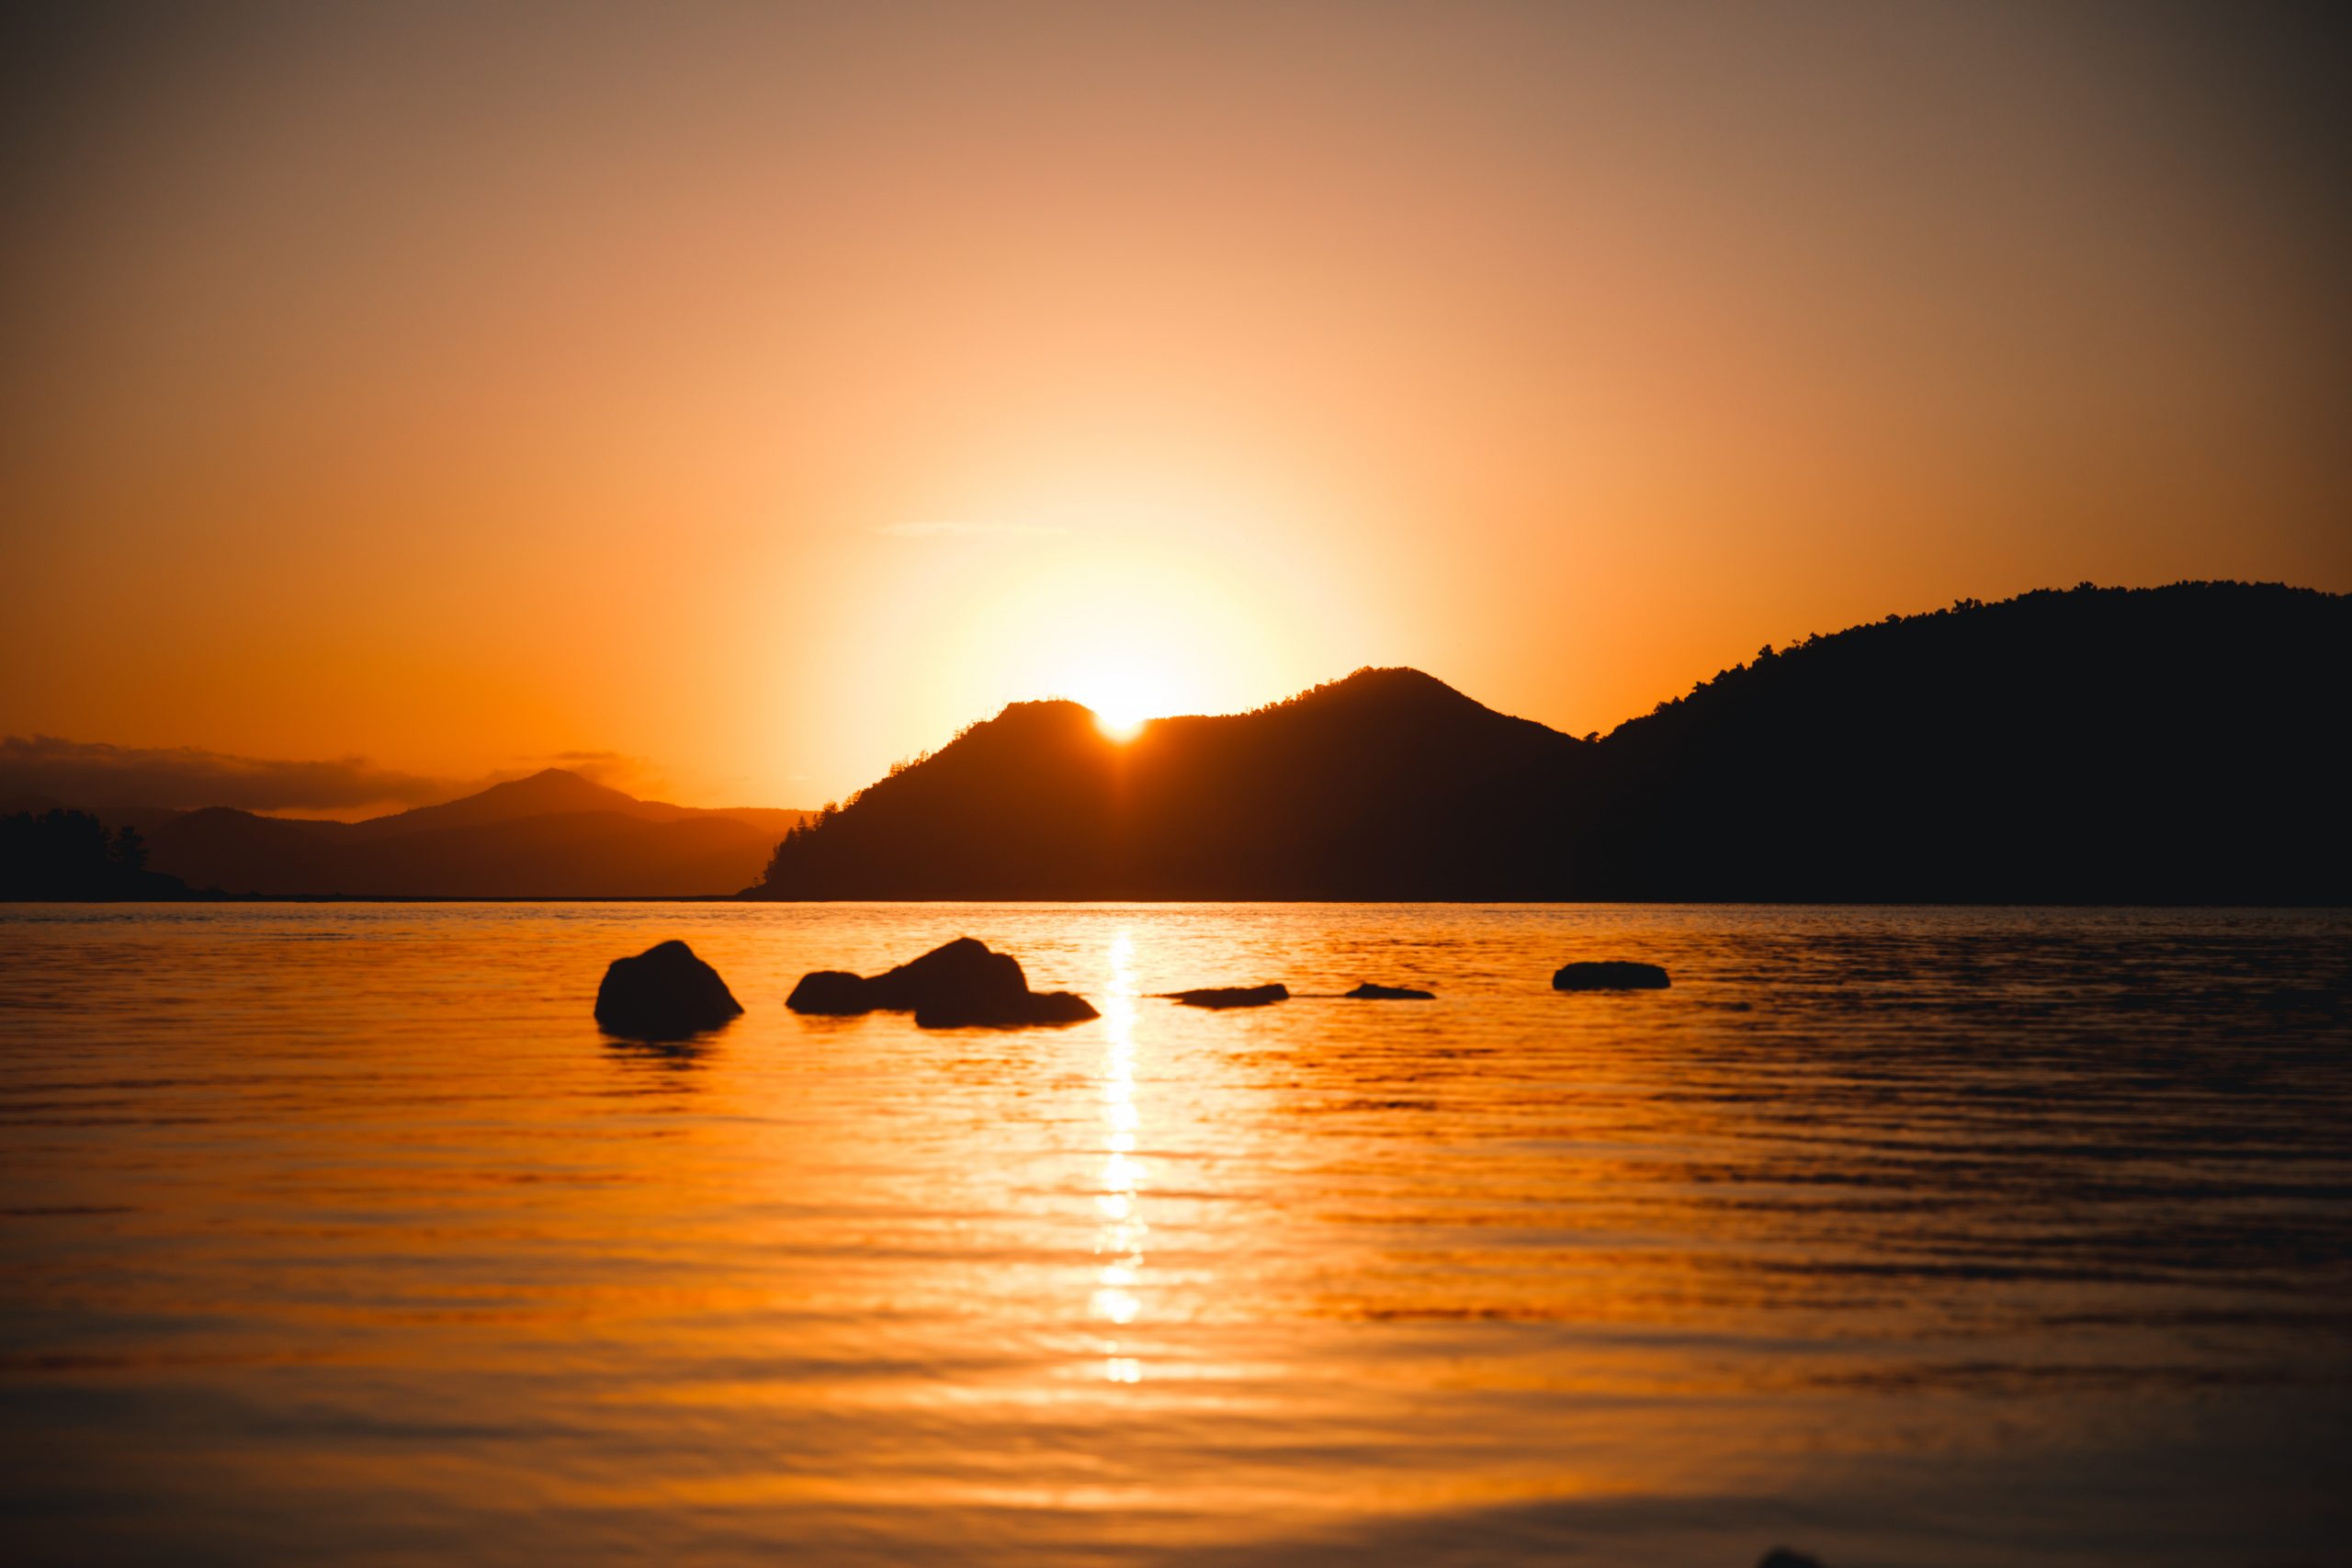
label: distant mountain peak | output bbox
[998,698,1096,722]
[955,699,1105,746]
[1288,666,1474,707]
[134,764,809,895]
[490,766,619,795]
[1340,665,1453,691]
[431,766,650,815]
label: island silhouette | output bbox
[2,770,809,898]
[745,581,2348,904]
[8,581,2343,902]
[0,809,193,899]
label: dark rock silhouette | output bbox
[1757,1551,1826,1568]
[785,970,876,1014]
[786,937,1098,1028]
[594,940,744,1039]
[1344,982,1435,999]
[1160,984,1289,1009]
[743,583,2351,903]
[922,987,1098,1029]
[1554,961,1670,990]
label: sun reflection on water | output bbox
[1091,930,1147,1377]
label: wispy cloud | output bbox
[0,736,461,813]
[876,520,1069,540]
[538,750,668,798]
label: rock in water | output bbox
[918,985,1100,1029]
[1161,984,1289,1009]
[595,940,744,1039]
[1344,982,1434,1000]
[1757,1551,1826,1568]
[1552,960,1670,990]
[870,937,1031,1017]
[782,970,870,1014]
[786,937,1098,1028]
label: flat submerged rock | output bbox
[1159,984,1290,1009]
[1553,960,1671,990]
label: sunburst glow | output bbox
[1062,657,1179,743]
[1090,700,1148,742]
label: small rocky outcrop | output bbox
[594,940,744,1039]
[1159,984,1289,1009]
[782,969,872,1013]
[1552,960,1671,990]
[1344,982,1434,1000]
[786,937,1098,1028]
[1757,1551,1826,1568]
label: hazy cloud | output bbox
[0,736,461,812]
[548,749,632,779]
[539,750,669,797]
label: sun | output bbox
[1060,659,1175,742]
[1089,698,1148,742]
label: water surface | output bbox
[2,903,2347,1565]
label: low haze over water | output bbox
[3,903,2347,1565]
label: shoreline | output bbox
[6,895,2347,910]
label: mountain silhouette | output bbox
[747,582,2348,903]
[752,667,1587,898]
[114,771,809,897]
[345,767,647,837]
[1561,581,2347,900]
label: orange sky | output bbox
[3,2,2346,809]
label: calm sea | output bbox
[2,903,2347,1566]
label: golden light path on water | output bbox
[1094,930,1147,1381]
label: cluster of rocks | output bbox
[1140,964,1671,1009]
[594,936,1674,1039]
[786,936,1097,1027]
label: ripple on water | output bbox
[0,901,2346,1566]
